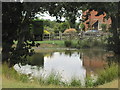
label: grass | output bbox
[35,40,65,47]
[94,63,118,86]
[1,62,118,88]
[97,79,118,88]
[13,36,107,50]
[2,75,61,88]
[1,63,82,88]
[84,63,118,88]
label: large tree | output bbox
[2,2,47,66]
[83,2,120,54]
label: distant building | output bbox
[82,10,111,31]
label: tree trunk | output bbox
[110,15,120,54]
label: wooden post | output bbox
[59,31,62,40]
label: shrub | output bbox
[77,39,91,49]
[85,76,95,88]
[64,28,77,34]
[70,77,81,87]
[44,30,50,34]
[64,40,72,47]
[45,72,61,85]
[94,64,118,86]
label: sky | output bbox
[36,10,82,23]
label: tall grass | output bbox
[44,72,61,85]
[85,63,118,87]
[85,76,96,88]
[2,62,29,83]
[70,77,81,87]
[2,63,118,88]
[94,63,118,86]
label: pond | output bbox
[14,49,115,84]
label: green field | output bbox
[36,40,65,46]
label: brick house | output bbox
[82,10,111,31]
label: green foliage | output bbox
[58,22,70,33]
[85,77,95,88]
[70,77,81,87]
[77,39,91,49]
[95,64,118,86]
[45,72,61,85]
[101,24,107,32]
[64,40,72,47]
[80,23,85,31]
[27,53,44,67]
[76,37,107,49]
[44,26,54,33]
[2,62,29,83]
[2,2,46,66]
[2,63,118,88]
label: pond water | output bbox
[14,49,114,83]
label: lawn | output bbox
[97,79,118,88]
[35,40,65,46]
[2,75,118,88]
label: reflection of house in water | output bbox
[82,55,108,76]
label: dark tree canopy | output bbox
[2,2,46,66]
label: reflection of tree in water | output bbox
[82,49,106,60]
[44,52,54,58]
[27,53,44,68]
[64,50,74,57]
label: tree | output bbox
[2,2,48,66]
[47,2,86,28]
[58,22,70,33]
[83,2,120,54]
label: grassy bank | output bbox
[97,79,118,88]
[35,36,107,49]
[1,63,82,88]
[13,36,107,50]
[1,62,118,88]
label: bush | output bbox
[76,37,107,49]
[45,72,61,85]
[94,64,118,86]
[64,40,72,47]
[70,77,81,87]
[85,77,95,88]
[76,39,91,49]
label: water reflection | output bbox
[14,49,117,83]
[44,52,86,82]
[27,53,44,67]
